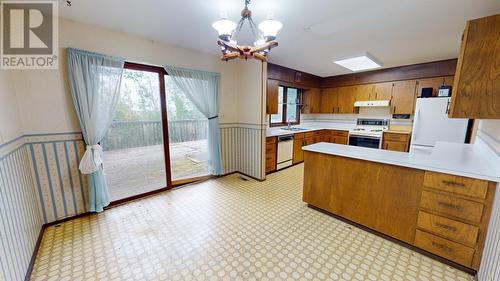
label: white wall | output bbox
[476,120,500,154]
[6,17,266,182]
[0,71,24,144]
[11,18,240,135]
[235,60,266,125]
[220,59,267,179]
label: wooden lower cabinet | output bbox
[292,133,305,164]
[328,130,349,145]
[382,132,411,152]
[292,130,348,164]
[303,152,424,244]
[266,137,277,174]
[303,151,496,270]
[414,230,475,266]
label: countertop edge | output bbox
[303,144,500,183]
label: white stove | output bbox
[348,118,390,149]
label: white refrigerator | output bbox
[410,97,469,153]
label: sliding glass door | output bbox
[165,76,209,182]
[101,62,211,202]
[102,64,170,201]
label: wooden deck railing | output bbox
[102,119,208,151]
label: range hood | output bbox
[354,100,391,107]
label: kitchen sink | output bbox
[282,127,308,131]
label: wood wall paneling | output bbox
[269,60,457,118]
[321,59,458,88]
[267,63,322,88]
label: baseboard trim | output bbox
[24,225,46,281]
[225,171,265,182]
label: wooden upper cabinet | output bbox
[372,82,393,100]
[337,86,357,113]
[352,82,394,102]
[392,80,417,115]
[354,84,373,102]
[302,88,321,114]
[266,79,279,114]
[443,76,455,87]
[416,77,447,97]
[449,13,500,119]
[320,88,339,113]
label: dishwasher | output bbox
[277,135,294,170]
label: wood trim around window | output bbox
[269,86,302,127]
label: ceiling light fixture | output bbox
[212,0,282,62]
[334,55,382,72]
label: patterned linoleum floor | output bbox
[31,164,474,281]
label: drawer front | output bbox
[266,137,277,145]
[420,191,484,224]
[414,230,475,267]
[266,156,276,172]
[383,132,410,142]
[332,130,349,137]
[417,211,479,247]
[423,172,488,199]
[266,145,276,154]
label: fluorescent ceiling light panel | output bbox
[333,55,382,72]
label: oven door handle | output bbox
[349,134,381,140]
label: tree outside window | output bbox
[270,86,301,126]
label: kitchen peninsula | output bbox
[302,140,500,270]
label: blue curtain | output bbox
[67,48,124,212]
[164,66,223,175]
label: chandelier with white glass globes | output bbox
[212,0,283,62]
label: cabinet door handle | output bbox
[442,180,465,187]
[438,202,463,211]
[431,242,452,253]
[434,222,458,232]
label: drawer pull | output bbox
[442,180,466,187]
[434,222,457,232]
[438,202,463,211]
[431,242,453,253]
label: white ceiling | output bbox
[59,0,500,77]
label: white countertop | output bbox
[303,139,500,182]
[267,123,355,137]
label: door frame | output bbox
[110,62,172,204]
[108,62,213,207]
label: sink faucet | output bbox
[287,122,292,129]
